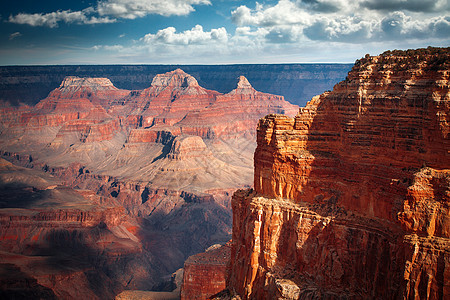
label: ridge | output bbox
[58,76,118,92]
[150,69,200,88]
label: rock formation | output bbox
[176,75,298,138]
[0,69,298,297]
[180,243,231,300]
[112,69,220,128]
[227,47,450,299]
[0,64,352,107]
[0,159,159,299]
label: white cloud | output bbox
[8,9,115,28]
[9,32,22,40]
[232,0,311,27]
[304,16,375,42]
[380,12,450,39]
[231,0,450,43]
[92,44,124,51]
[97,0,211,19]
[8,0,210,27]
[142,25,227,45]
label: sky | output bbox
[0,0,449,65]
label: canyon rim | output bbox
[0,47,449,299]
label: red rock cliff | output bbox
[181,243,231,300]
[228,47,450,299]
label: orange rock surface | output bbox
[228,48,450,299]
[181,243,231,300]
[0,69,298,297]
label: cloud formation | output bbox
[8,0,210,27]
[92,44,124,51]
[6,0,449,64]
[8,9,115,28]
[360,0,449,13]
[142,25,227,45]
[231,0,450,43]
[97,0,210,19]
[9,32,22,40]
[232,1,310,27]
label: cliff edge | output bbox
[228,47,450,299]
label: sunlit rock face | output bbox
[0,69,299,297]
[180,243,231,300]
[227,48,450,299]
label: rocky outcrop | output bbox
[176,75,298,138]
[254,49,449,220]
[228,48,450,299]
[113,69,219,127]
[181,243,231,300]
[9,76,125,131]
[42,76,129,108]
[0,68,297,297]
[229,190,407,299]
[167,135,211,160]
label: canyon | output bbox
[220,47,449,299]
[0,68,298,297]
[1,47,448,299]
[0,64,352,107]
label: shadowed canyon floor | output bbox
[0,69,298,297]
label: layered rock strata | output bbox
[228,48,450,299]
[0,69,297,211]
[0,64,352,107]
[181,243,231,300]
[0,69,298,296]
[0,159,158,299]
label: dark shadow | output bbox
[151,142,172,163]
[27,226,125,299]
[0,263,57,300]
[0,182,47,208]
[141,187,150,204]
[138,200,232,286]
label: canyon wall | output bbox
[228,48,450,299]
[0,68,299,297]
[180,243,231,300]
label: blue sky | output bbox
[1,0,449,65]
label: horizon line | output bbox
[0,62,355,67]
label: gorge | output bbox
[0,68,297,298]
[1,47,449,299]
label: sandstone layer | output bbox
[0,69,298,296]
[180,243,231,300]
[0,69,297,212]
[228,47,450,299]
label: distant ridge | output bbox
[0,64,352,107]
